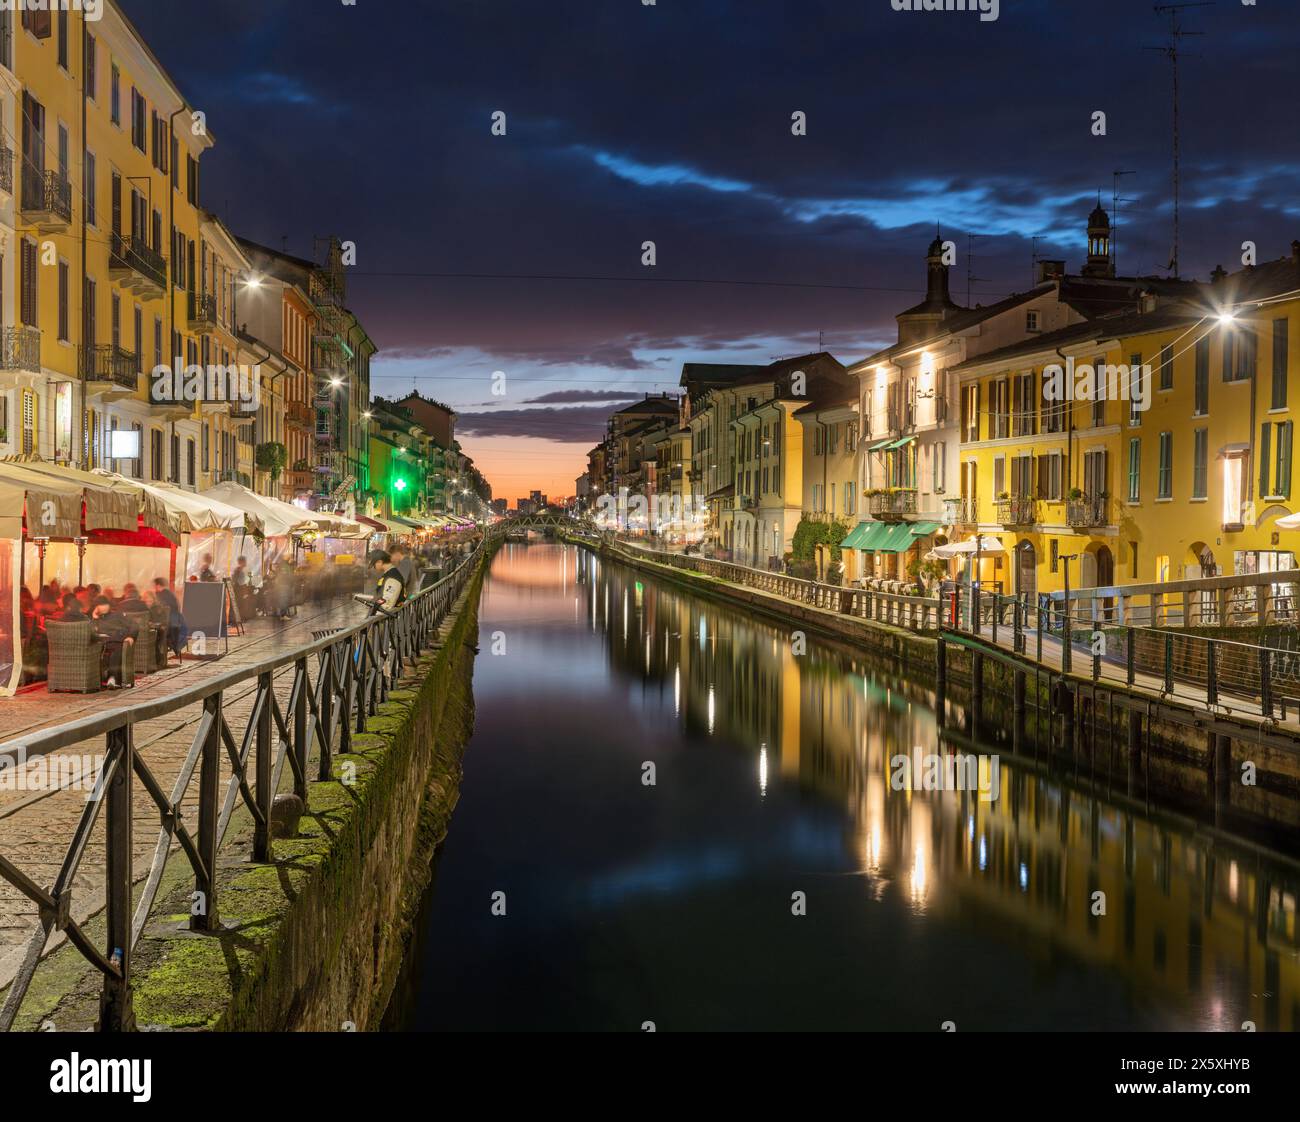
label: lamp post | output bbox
[1060,552,1079,673]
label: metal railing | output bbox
[1065,494,1109,528]
[0,146,12,197]
[187,291,219,332]
[109,234,167,292]
[867,489,917,519]
[1045,568,1300,629]
[20,167,72,223]
[0,536,491,1032]
[609,536,942,631]
[0,325,40,372]
[79,344,138,390]
[995,495,1036,526]
[939,580,1300,718]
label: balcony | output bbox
[867,488,918,520]
[286,401,314,429]
[944,496,978,527]
[284,468,315,494]
[21,167,72,231]
[995,495,1037,527]
[80,345,138,398]
[108,235,166,298]
[0,146,12,198]
[188,291,219,334]
[0,326,41,387]
[1065,493,1110,529]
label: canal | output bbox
[385,541,1300,1032]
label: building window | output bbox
[22,9,53,38]
[110,63,120,125]
[1158,431,1173,499]
[1026,310,1040,332]
[150,429,163,480]
[1159,344,1173,390]
[56,8,68,68]
[1036,450,1063,501]
[1223,325,1255,383]
[84,150,96,225]
[1272,318,1289,410]
[1260,420,1294,499]
[85,35,97,100]
[130,88,147,152]
[57,261,69,341]
[187,439,196,486]
[132,423,143,479]
[1127,437,1140,502]
[1194,337,1209,415]
[1192,428,1208,499]
[1128,353,1143,426]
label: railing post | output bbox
[254,670,273,863]
[1205,639,1218,707]
[1037,595,1044,662]
[1260,648,1273,718]
[292,658,309,804]
[97,725,135,1032]
[1163,632,1174,694]
[193,693,221,932]
[1126,627,1136,686]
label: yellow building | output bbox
[3,2,242,491]
[794,386,860,580]
[951,247,1300,596]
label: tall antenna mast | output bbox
[966,233,988,305]
[1111,169,1135,275]
[1147,3,1208,278]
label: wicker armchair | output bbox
[46,621,103,693]
[147,602,172,666]
[124,611,157,675]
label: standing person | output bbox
[90,597,133,688]
[364,550,406,612]
[231,555,254,618]
[198,554,217,582]
[390,543,415,591]
[151,577,187,660]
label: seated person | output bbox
[90,596,133,687]
[117,583,149,613]
[151,578,187,659]
[60,592,88,622]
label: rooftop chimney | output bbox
[1037,259,1066,284]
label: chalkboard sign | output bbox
[181,581,230,655]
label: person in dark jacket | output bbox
[364,550,406,612]
[59,592,88,622]
[91,597,133,687]
[151,578,187,659]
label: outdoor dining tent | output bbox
[0,459,181,695]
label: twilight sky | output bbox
[125,0,1300,502]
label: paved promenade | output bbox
[0,597,370,993]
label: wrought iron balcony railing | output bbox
[0,146,13,197]
[109,234,166,293]
[80,344,138,390]
[944,496,978,526]
[995,495,1037,526]
[1065,494,1110,528]
[0,325,40,372]
[21,167,72,225]
[188,291,219,333]
[867,489,918,520]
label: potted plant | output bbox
[1067,486,1084,501]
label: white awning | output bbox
[927,534,1007,559]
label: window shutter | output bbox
[1260,422,1272,496]
[1280,421,1294,499]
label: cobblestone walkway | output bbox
[0,597,370,989]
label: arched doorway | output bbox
[1185,542,1217,623]
[1015,539,1037,598]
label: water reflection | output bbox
[389,543,1300,1032]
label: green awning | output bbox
[874,523,917,553]
[885,436,916,450]
[840,520,880,550]
[867,438,893,452]
[909,520,942,537]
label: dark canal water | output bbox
[384,542,1300,1032]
